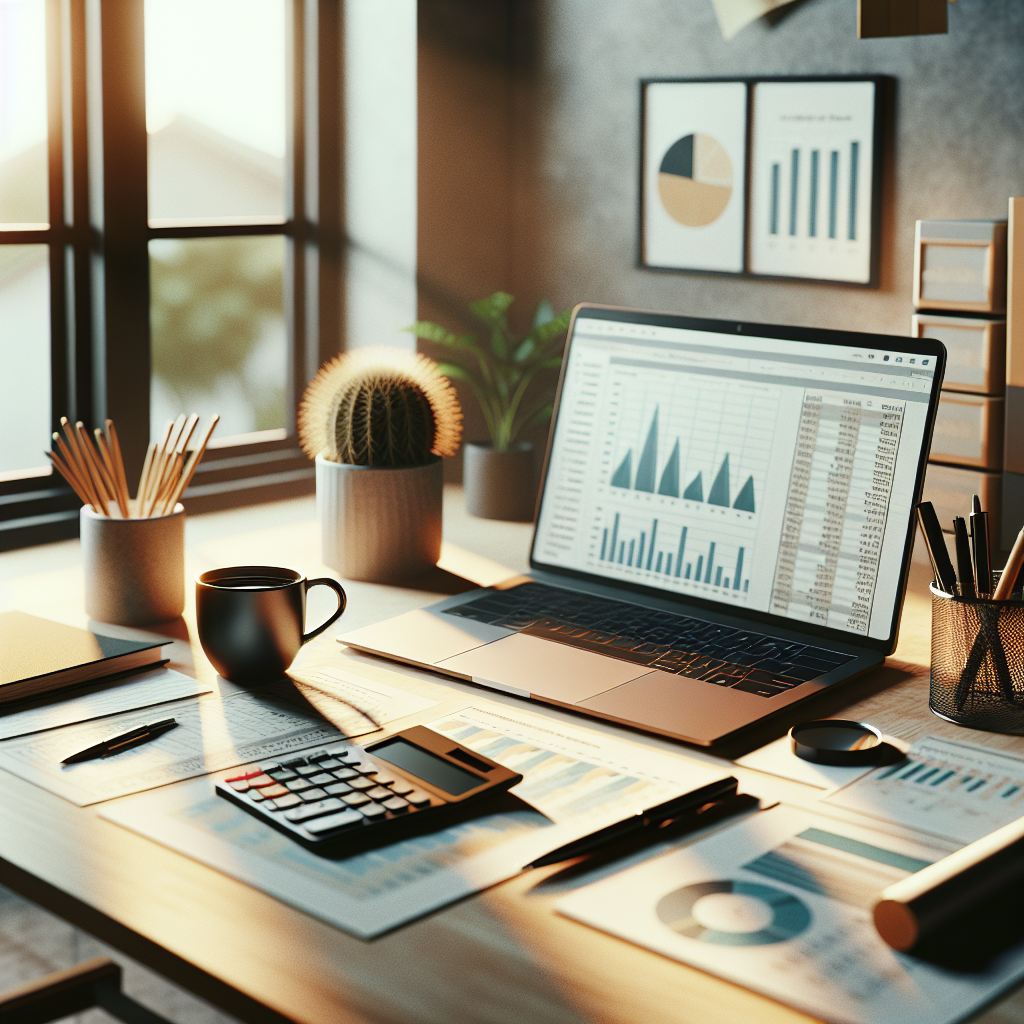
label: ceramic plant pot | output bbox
[316,454,442,582]
[463,442,537,522]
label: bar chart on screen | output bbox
[596,509,753,597]
[586,359,788,601]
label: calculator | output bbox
[215,725,523,853]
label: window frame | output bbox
[0,0,343,551]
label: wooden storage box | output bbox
[930,393,1004,469]
[911,313,1006,395]
[913,220,1007,314]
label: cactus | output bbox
[298,348,462,468]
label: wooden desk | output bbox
[1,488,1022,1024]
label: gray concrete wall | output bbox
[523,0,1024,336]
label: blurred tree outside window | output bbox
[150,236,286,439]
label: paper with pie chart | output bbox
[643,81,747,274]
[558,805,1024,1024]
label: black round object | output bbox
[790,719,884,766]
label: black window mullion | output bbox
[64,0,92,428]
[86,0,150,483]
[286,0,306,437]
[305,0,345,377]
[45,0,69,440]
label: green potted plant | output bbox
[407,292,570,521]
[298,348,462,582]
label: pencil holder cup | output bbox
[930,583,1024,734]
[80,503,186,625]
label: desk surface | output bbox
[1,487,1022,1024]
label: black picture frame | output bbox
[639,75,887,288]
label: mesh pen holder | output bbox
[930,581,1024,734]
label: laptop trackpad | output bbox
[436,634,646,704]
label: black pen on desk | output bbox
[970,495,992,597]
[523,776,738,869]
[952,517,976,598]
[916,502,958,596]
[61,718,178,764]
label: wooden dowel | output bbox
[58,421,104,512]
[993,524,1024,601]
[47,445,96,510]
[105,420,132,513]
[175,413,200,457]
[135,440,158,514]
[140,420,174,516]
[60,418,93,489]
[163,414,219,512]
[50,434,89,495]
[95,429,129,517]
[153,454,183,517]
[75,421,116,513]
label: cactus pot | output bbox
[316,454,443,582]
[464,442,537,522]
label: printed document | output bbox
[287,661,437,736]
[558,805,1024,1024]
[825,735,1024,844]
[0,666,211,741]
[0,682,342,805]
[101,701,729,938]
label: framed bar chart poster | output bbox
[748,79,883,285]
[641,80,748,274]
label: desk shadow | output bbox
[86,615,190,644]
[395,565,481,596]
[712,662,920,762]
[908,901,1024,973]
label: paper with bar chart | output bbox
[102,700,724,938]
[826,736,1024,845]
[749,80,877,283]
[586,359,793,609]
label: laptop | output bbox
[339,305,946,746]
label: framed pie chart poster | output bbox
[641,81,748,274]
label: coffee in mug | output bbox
[196,565,346,684]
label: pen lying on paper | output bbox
[61,718,179,764]
[523,776,740,869]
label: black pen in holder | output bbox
[930,576,1024,735]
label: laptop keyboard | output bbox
[446,582,854,698]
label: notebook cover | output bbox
[0,612,166,695]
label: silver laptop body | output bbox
[340,305,946,746]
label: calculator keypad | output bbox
[218,743,440,846]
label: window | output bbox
[0,0,342,550]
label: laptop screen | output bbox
[532,306,945,646]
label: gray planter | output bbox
[464,442,537,521]
[80,503,185,625]
[316,454,442,582]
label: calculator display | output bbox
[371,738,484,795]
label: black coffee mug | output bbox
[196,566,347,684]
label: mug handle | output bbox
[302,577,348,642]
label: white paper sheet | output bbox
[735,735,877,791]
[0,682,343,805]
[558,805,1024,1024]
[825,736,1024,845]
[101,701,730,938]
[711,0,798,41]
[0,666,212,741]
[287,662,437,735]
